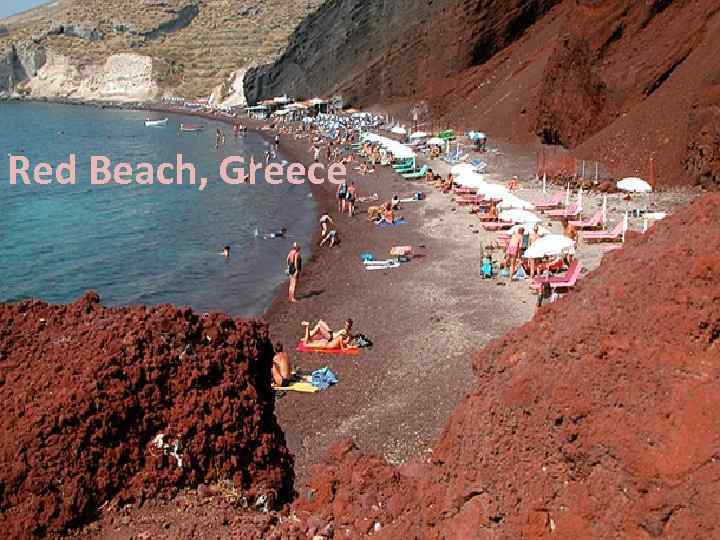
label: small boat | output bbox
[145,118,168,127]
[180,123,205,132]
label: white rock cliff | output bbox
[27,52,167,101]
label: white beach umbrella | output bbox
[478,184,509,199]
[577,188,583,211]
[455,173,486,188]
[451,163,479,176]
[617,177,652,193]
[524,234,576,259]
[427,137,445,146]
[542,173,547,193]
[498,194,535,210]
[410,131,428,139]
[391,126,407,135]
[565,185,571,207]
[602,195,608,225]
[499,209,541,224]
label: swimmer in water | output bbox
[221,246,231,258]
[264,227,288,239]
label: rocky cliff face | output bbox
[244,0,559,106]
[0,0,326,100]
[0,292,292,538]
[27,51,168,101]
[247,0,720,187]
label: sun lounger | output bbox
[546,203,581,220]
[454,187,478,195]
[482,221,513,231]
[455,196,486,206]
[583,221,624,242]
[532,260,582,290]
[535,192,565,211]
[569,210,603,230]
[402,165,428,179]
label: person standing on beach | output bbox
[346,182,357,217]
[287,243,302,303]
[337,181,348,213]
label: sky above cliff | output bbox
[0,0,46,19]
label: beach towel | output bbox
[378,219,408,228]
[273,381,320,393]
[364,260,400,270]
[296,341,361,355]
[311,367,339,390]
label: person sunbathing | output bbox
[301,319,353,349]
[380,203,396,225]
[271,343,293,388]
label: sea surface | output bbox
[0,102,316,316]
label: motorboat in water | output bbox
[180,123,205,132]
[145,118,168,127]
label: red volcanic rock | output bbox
[280,193,720,538]
[0,294,292,538]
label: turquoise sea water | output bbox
[0,102,316,316]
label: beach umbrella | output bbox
[478,183,509,199]
[410,131,428,139]
[498,194,535,210]
[542,173,547,193]
[454,173,486,188]
[451,163,478,176]
[523,234,576,259]
[391,126,407,135]
[617,177,652,193]
[602,195,608,225]
[577,188,583,211]
[565,185,571,207]
[499,209,541,224]
[427,137,445,146]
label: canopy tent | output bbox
[524,234,576,259]
[617,177,652,193]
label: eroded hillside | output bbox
[0,0,326,100]
[247,0,720,187]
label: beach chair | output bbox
[546,203,581,220]
[454,187,478,195]
[583,221,624,242]
[532,260,582,291]
[482,221,513,231]
[569,210,603,230]
[392,159,414,170]
[535,192,565,211]
[402,165,428,179]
